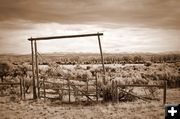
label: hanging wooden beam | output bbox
[34,40,40,98]
[31,40,37,99]
[28,33,103,41]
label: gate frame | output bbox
[28,32,105,99]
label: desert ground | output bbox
[0,88,179,119]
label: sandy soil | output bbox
[0,88,179,119]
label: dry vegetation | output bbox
[0,53,180,119]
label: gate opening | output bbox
[28,32,105,99]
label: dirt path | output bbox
[0,88,179,119]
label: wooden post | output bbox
[86,78,89,102]
[112,81,114,102]
[96,73,98,102]
[68,79,71,103]
[34,40,40,98]
[20,78,22,99]
[163,80,167,105]
[61,82,64,102]
[43,78,46,102]
[97,34,106,84]
[23,78,26,100]
[31,40,37,99]
[115,81,118,102]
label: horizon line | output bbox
[0,51,180,56]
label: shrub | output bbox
[0,62,12,82]
[144,61,152,67]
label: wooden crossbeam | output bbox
[40,80,95,87]
[0,83,20,85]
[117,84,163,88]
[28,33,103,41]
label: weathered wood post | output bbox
[30,39,37,99]
[96,73,98,102]
[68,79,71,103]
[163,80,167,105]
[115,81,118,102]
[97,33,106,85]
[34,40,40,98]
[86,78,89,102]
[20,78,22,99]
[112,80,114,102]
[98,33,107,102]
[61,81,64,102]
[43,77,46,102]
[23,78,26,100]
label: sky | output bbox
[0,0,180,54]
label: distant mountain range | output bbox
[0,51,180,56]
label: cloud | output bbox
[0,0,180,28]
[0,0,180,54]
[0,22,180,54]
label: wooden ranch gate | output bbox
[28,33,105,100]
[39,73,100,103]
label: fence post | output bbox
[115,81,118,102]
[34,40,40,98]
[43,78,46,102]
[97,34,106,85]
[68,79,71,103]
[96,73,98,102]
[87,78,89,102]
[20,78,22,99]
[31,40,37,99]
[163,80,167,105]
[23,78,26,100]
[112,81,114,102]
[61,82,64,102]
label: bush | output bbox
[144,61,152,67]
[0,62,12,82]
